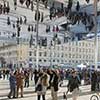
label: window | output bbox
[89,49,91,53]
[72,54,75,58]
[69,42,71,45]
[65,54,67,57]
[83,48,84,52]
[86,43,88,47]
[92,44,94,47]
[44,52,47,56]
[44,59,46,62]
[29,51,32,56]
[53,60,55,62]
[88,43,90,46]
[29,58,32,61]
[76,47,78,52]
[55,53,57,57]
[86,49,88,53]
[57,60,59,62]
[76,41,78,46]
[39,52,42,56]
[34,51,36,56]
[65,47,67,50]
[57,46,59,50]
[9,52,11,55]
[69,54,71,58]
[69,47,71,51]
[61,46,63,50]
[61,53,63,57]
[82,43,84,46]
[39,59,42,62]
[76,61,78,63]
[72,48,74,52]
[92,50,94,53]
[79,43,81,46]
[86,55,88,59]
[61,60,63,63]
[34,59,36,62]
[76,54,78,58]
[79,48,81,52]
[79,55,81,58]
[83,55,85,58]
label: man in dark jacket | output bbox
[8,71,16,99]
[91,70,98,91]
[67,70,80,100]
[34,69,39,91]
[51,70,59,100]
[24,70,30,88]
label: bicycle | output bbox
[90,93,100,100]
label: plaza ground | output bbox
[0,78,98,100]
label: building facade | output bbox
[0,40,95,68]
[30,40,95,67]
[0,44,29,67]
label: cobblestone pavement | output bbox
[0,78,98,100]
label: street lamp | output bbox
[50,40,53,67]
[94,0,98,70]
[16,22,21,68]
[50,33,60,68]
[36,0,39,70]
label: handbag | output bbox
[63,89,69,99]
[36,84,42,91]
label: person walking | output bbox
[24,70,30,88]
[8,71,16,99]
[15,68,24,98]
[36,72,49,100]
[6,69,10,79]
[0,70,2,79]
[3,69,6,80]
[91,70,98,91]
[34,69,39,91]
[67,70,80,100]
[51,70,59,100]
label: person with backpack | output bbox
[67,70,80,100]
[36,71,49,100]
[8,71,16,99]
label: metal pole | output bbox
[94,0,98,70]
[17,24,20,68]
[36,0,39,70]
[50,41,52,67]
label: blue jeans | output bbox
[8,86,16,97]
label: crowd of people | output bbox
[0,67,100,100]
